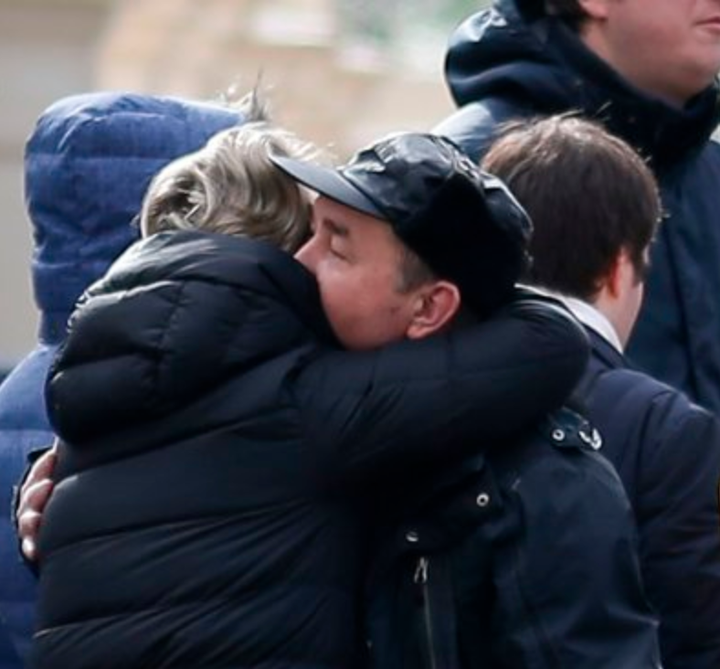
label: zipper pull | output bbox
[414,556,429,584]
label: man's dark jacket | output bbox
[435,0,720,413]
[32,231,588,669]
[572,328,720,669]
[367,410,661,669]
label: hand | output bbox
[17,443,58,562]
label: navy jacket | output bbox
[367,411,660,669]
[573,329,720,669]
[0,91,241,669]
[435,0,720,413]
[34,231,588,669]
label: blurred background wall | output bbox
[0,0,485,374]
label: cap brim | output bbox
[270,154,384,219]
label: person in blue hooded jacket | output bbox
[435,0,720,414]
[0,90,243,669]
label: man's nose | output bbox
[294,236,318,274]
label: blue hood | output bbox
[25,92,244,344]
[444,0,720,165]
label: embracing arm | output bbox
[297,294,589,482]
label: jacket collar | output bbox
[107,231,340,347]
[586,327,627,372]
[543,19,720,167]
[546,293,623,353]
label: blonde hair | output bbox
[139,121,319,253]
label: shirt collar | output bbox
[519,285,624,353]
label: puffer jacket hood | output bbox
[25,91,244,345]
[445,0,720,166]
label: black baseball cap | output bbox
[271,132,532,318]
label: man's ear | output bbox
[406,281,462,340]
[599,251,629,300]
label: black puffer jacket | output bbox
[436,0,720,413]
[34,231,588,669]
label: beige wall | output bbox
[0,0,457,368]
[95,0,456,157]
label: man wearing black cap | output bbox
[274,132,528,350]
[274,132,661,669]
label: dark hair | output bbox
[544,0,588,30]
[395,243,438,294]
[482,115,662,300]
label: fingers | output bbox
[18,477,55,523]
[17,446,58,562]
[19,514,44,562]
[17,447,57,516]
[29,445,58,484]
[18,478,54,561]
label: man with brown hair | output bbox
[484,114,720,669]
[435,0,720,415]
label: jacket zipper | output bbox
[414,556,439,669]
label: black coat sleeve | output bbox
[296,296,589,483]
